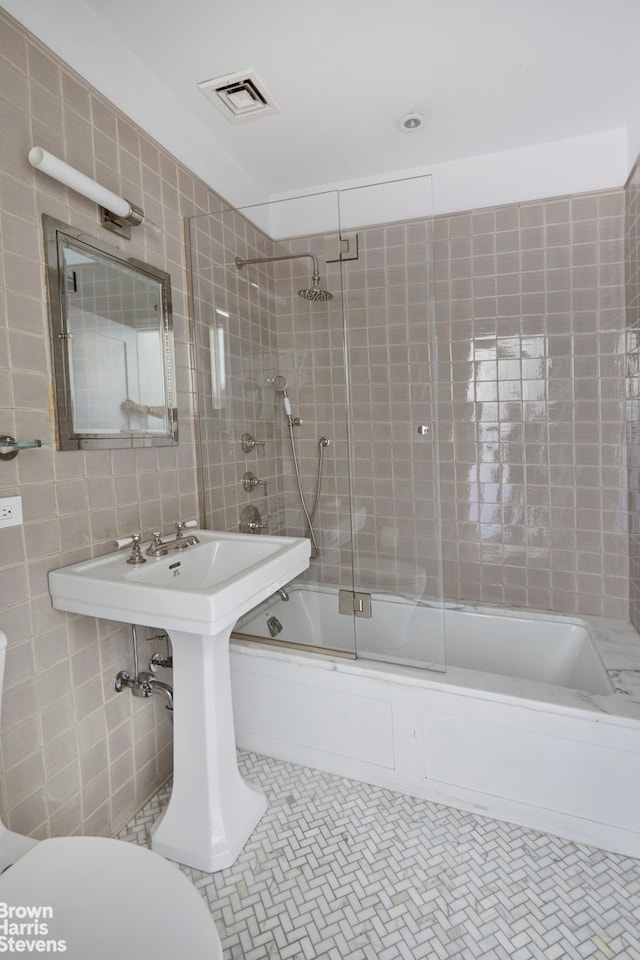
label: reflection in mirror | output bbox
[43,216,178,449]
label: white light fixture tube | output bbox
[29,146,132,219]
[27,145,163,237]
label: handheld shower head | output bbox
[271,375,292,416]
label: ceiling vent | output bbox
[198,69,280,123]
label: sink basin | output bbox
[48,527,311,874]
[49,529,311,635]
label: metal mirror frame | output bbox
[43,215,178,450]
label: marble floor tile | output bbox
[118,751,640,959]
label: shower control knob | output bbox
[417,425,431,437]
[240,432,265,453]
[242,471,268,492]
[239,505,270,534]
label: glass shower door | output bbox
[188,178,444,670]
[338,177,446,671]
[188,191,359,659]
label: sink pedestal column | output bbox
[151,628,267,872]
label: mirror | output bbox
[43,216,178,449]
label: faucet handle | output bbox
[240,432,265,453]
[242,472,268,492]
[239,505,270,534]
[113,532,146,565]
[175,519,198,538]
[247,516,269,533]
[114,532,140,549]
[250,514,270,533]
[125,533,147,565]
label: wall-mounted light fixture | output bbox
[28,146,160,239]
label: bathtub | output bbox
[233,583,614,695]
[230,583,640,858]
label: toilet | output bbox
[0,632,223,960]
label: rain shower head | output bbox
[298,273,333,302]
[235,251,333,302]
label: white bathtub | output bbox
[233,583,614,695]
[230,583,640,858]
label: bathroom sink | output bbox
[49,527,311,874]
[49,529,311,635]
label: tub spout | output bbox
[275,588,289,601]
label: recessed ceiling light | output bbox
[398,113,424,132]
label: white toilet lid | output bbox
[0,836,223,960]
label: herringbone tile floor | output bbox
[118,751,640,959]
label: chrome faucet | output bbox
[115,669,174,714]
[146,523,200,558]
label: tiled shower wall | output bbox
[188,209,282,535]
[190,213,358,591]
[0,10,224,840]
[435,192,628,618]
[274,225,442,601]
[626,159,640,630]
[192,218,443,605]
[246,194,628,619]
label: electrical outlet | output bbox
[0,496,23,528]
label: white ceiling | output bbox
[6,0,640,210]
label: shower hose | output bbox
[287,422,329,559]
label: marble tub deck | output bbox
[587,613,640,707]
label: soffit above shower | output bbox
[198,69,280,123]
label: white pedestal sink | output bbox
[49,529,310,872]
[151,629,267,871]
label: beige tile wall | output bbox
[253,196,628,620]
[626,159,640,630]
[435,192,628,617]
[192,191,629,626]
[274,225,442,598]
[268,236,352,587]
[0,10,219,839]
[188,207,282,536]
[191,214,441,602]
